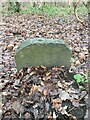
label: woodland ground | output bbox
[0,11,89,119]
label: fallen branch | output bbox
[73,0,86,26]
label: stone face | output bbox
[15,38,72,70]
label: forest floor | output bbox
[0,13,89,120]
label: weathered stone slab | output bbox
[15,38,72,70]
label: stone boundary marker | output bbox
[15,38,72,70]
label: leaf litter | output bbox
[1,66,87,120]
[0,13,88,119]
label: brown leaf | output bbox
[30,71,36,76]
[42,89,48,96]
[6,44,14,51]
[46,72,51,77]
[41,65,47,70]
[35,66,39,70]
[79,53,85,61]
[75,60,81,66]
[32,85,39,91]
[52,98,62,109]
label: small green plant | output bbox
[74,73,88,90]
[74,74,88,83]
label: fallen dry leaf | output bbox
[46,72,51,77]
[52,98,62,109]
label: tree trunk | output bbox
[15,2,21,13]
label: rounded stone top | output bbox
[16,38,70,52]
